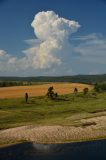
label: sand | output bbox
[0,115,106,144]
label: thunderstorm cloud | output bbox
[24,11,80,69]
[0,11,80,74]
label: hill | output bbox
[0,74,106,84]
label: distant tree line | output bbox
[0,81,34,87]
[0,74,106,84]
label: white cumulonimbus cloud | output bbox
[23,11,80,69]
[0,11,80,74]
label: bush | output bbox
[94,83,106,92]
[83,87,89,95]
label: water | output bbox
[0,139,106,160]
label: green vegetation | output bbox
[94,83,106,92]
[0,81,25,87]
[0,91,106,130]
[0,81,49,87]
[83,87,89,95]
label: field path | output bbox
[0,83,92,99]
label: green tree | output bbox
[83,87,89,95]
[47,86,54,99]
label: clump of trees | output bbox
[94,83,106,92]
[46,86,58,99]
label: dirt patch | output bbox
[81,121,96,128]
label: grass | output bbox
[0,91,106,130]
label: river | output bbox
[0,139,106,160]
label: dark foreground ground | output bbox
[0,139,106,160]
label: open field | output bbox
[0,90,106,146]
[0,83,92,99]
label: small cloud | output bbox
[0,49,6,56]
[74,33,106,64]
[72,33,100,41]
[8,57,17,64]
[88,71,99,75]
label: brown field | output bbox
[0,83,93,99]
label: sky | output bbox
[0,0,106,76]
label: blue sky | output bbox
[0,0,106,76]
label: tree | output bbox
[47,86,54,99]
[83,87,89,95]
[94,83,106,92]
[46,86,58,99]
[74,88,78,94]
[25,93,28,103]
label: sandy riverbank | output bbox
[0,115,106,145]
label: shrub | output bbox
[94,83,106,92]
[83,87,89,95]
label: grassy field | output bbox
[0,84,106,146]
[0,90,106,130]
[0,83,92,99]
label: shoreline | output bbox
[0,114,106,147]
[0,136,106,149]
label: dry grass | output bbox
[0,83,92,99]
